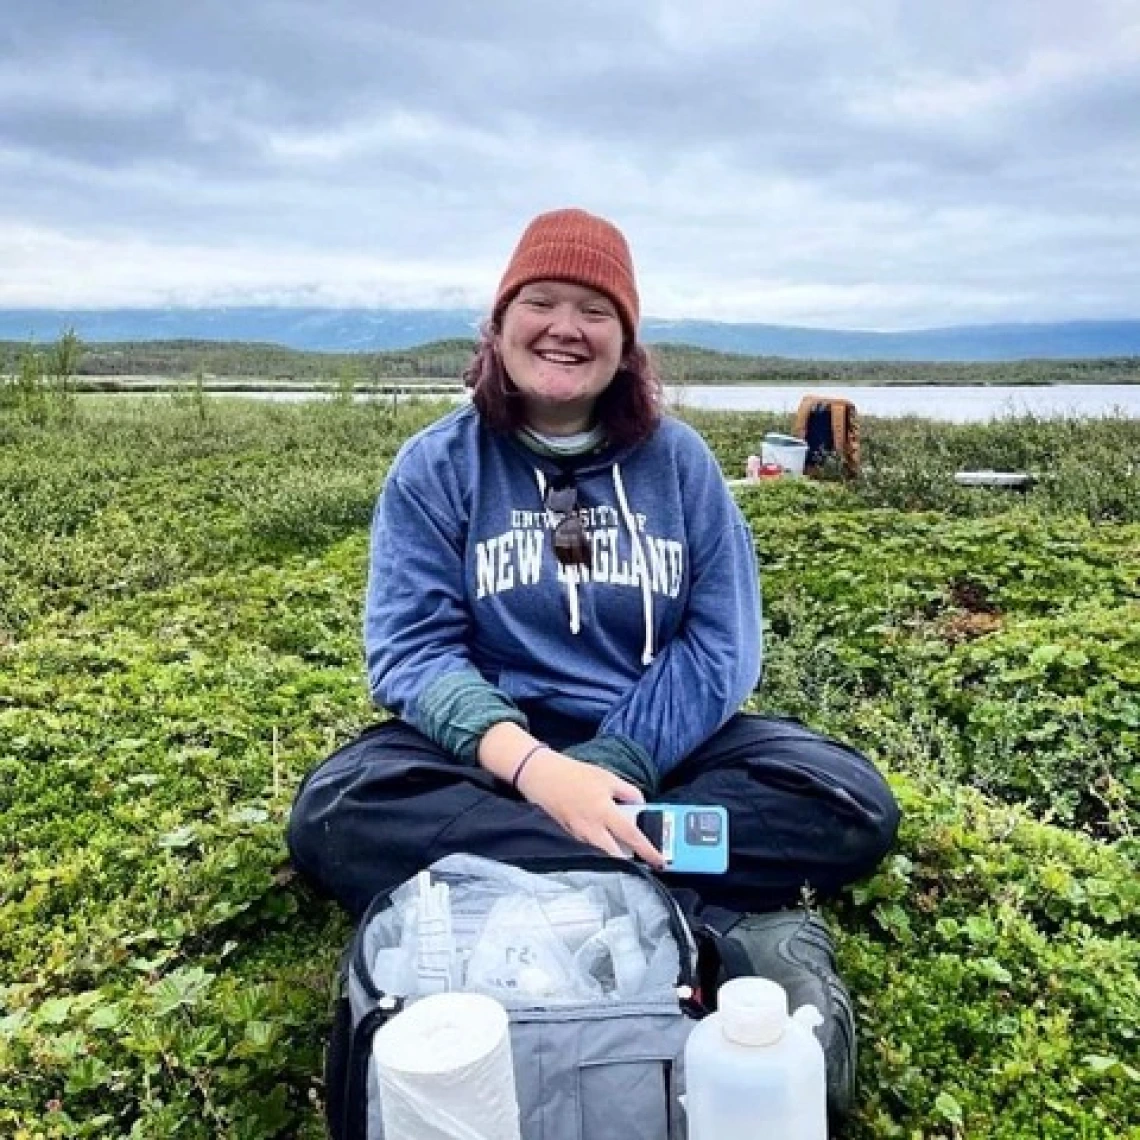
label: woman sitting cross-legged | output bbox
[288,207,900,1120]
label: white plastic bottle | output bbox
[683,977,828,1140]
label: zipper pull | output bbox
[677,984,707,1018]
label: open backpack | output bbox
[323,852,745,1140]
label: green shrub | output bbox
[2,400,1136,1137]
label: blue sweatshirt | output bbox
[364,403,762,790]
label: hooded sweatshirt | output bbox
[364,403,762,790]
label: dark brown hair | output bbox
[463,320,663,447]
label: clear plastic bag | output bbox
[363,854,679,1008]
[466,895,602,1001]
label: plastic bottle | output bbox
[683,977,827,1140]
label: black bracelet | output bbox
[511,744,548,791]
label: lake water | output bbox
[196,383,1140,421]
[663,384,1140,421]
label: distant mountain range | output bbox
[2,308,1140,361]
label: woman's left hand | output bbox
[516,748,665,867]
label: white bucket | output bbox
[760,433,809,476]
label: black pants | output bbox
[288,711,900,921]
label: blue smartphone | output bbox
[617,804,730,874]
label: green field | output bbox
[1,391,1137,1138]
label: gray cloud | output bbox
[0,0,1138,325]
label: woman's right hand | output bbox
[517,748,664,867]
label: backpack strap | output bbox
[843,402,861,476]
[667,891,747,1012]
[791,395,813,441]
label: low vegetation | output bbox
[1,390,1137,1138]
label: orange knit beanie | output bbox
[492,208,640,336]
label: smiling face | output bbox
[495,280,625,435]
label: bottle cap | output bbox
[719,977,789,1046]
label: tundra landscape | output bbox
[2,356,1137,1137]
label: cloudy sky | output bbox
[1,0,1138,328]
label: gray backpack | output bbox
[324,852,704,1140]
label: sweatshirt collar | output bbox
[515,424,607,459]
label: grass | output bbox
[1,394,1137,1138]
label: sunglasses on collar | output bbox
[545,472,592,568]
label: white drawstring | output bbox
[566,565,581,634]
[613,463,655,665]
[535,469,581,634]
[535,464,654,663]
